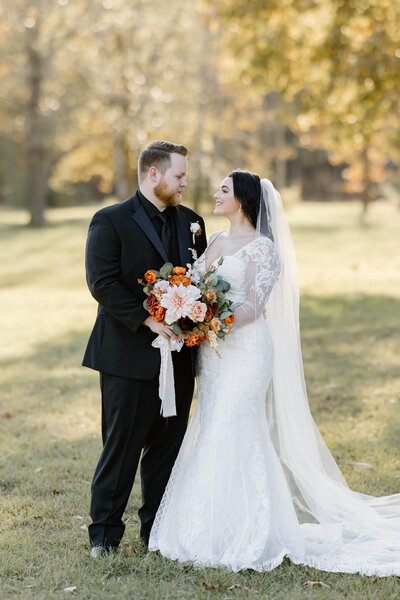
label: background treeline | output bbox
[0,0,399,226]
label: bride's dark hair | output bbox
[229,169,273,239]
[229,169,261,229]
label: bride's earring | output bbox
[238,206,242,213]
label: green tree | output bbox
[213,0,400,210]
[0,0,93,226]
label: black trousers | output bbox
[88,366,194,549]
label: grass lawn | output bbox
[0,199,400,599]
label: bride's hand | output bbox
[143,316,178,341]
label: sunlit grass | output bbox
[1,199,400,598]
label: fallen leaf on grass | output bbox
[228,584,258,592]
[303,581,331,588]
[63,586,76,592]
[52,489,61,495]
[195,581,220,590]
[123,542,137,555]
[1,412,13,419]
[34,467,43,473]
[72,515,83,520]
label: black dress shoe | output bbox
[90,546,108,558]
[90,545,118,558]
[140,536,149,548]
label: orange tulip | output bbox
[149,305,166,323]
[170,274,191,287]
[185,333,201,347]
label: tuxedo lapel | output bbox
[174,206,192,267]
[131,201,169,264]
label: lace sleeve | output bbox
[233,237,281,329]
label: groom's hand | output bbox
[143,316,179,341]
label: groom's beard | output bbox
[154,180,181,207]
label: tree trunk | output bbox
[27,146,47,226]
[361,146,372,215]
[192,21,212,213]
[274,123,286,190]
[26,23,47,227]
[113,129,129,200]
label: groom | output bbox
[83,140,207,556]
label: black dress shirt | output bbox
[137,190,180,265]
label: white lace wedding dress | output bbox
[149,231,400,575]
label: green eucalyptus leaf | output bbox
[172,323,182,335]
[159,262,174,279]
[205,273,218,286]
[220,311,233,320]
[230,302,242,311]
[217,297,225,310]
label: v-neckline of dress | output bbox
[203,231,258,271]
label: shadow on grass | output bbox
[0,330,98,428]
[1,294,398,477]
[2,299,400,596]
[1,293,398,426]
[300,293,400,416]
[0,215,92,247]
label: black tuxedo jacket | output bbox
[82,191,207,380]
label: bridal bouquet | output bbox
[139,260,234,417]
[139,259,234,352]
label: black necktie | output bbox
[157,211,172,260]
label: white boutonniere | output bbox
[190,221,202,244]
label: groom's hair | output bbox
[138,140,188,182]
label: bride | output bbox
[149,170,400,575]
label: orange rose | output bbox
[172,266,186,275]
[149,305,166,323]
[204,289,217,303]
[224,314,234,326]
[144,270,157,284]
[185,333,201,347]
[210,318,221,332]
[170,274,191,287]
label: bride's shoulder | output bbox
[247,235,276,252]
[208,230,226,244]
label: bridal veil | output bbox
[260,179,400,574]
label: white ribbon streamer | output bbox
[151,335,184,417]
